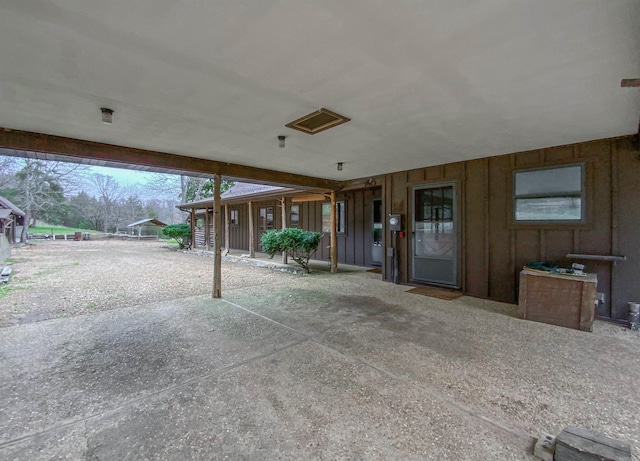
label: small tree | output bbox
[162,223,192,249]
[261,228,323,273]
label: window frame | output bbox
[259,206,275,232]
[229,209,239,226]
[512,163,586,225]
[290,204,300,227]
[322,200,346,234]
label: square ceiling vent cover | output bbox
[286,108,350,135]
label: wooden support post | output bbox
[212,174,222,298]
[204,207,210,251]
[330,191,338,273]
[248,200,255,258]
[281,197,288,264]
[224,204,230,256]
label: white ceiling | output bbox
[0,1,638,182]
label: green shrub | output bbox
[261,228,323,273]
[162,223,192,249]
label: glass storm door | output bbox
[412,184,457,286]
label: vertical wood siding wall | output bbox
[299,189,381,267]
[215,189,381,267]
[383,137,638,320]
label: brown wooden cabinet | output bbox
[518,269,597,332]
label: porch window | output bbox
[230,209,239,225]
[290,205,300,227]
[322,201,346,234]
[259,207,274,231]
[514,164,584,222]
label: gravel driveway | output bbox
[1,239,295,327]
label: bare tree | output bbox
[90,174,125,233]
[144,174,210,222]
[9,158,89,241]
[0,155,19,189]
[144,173,183,200]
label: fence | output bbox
[27,233,160,241]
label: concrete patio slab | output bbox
[0,340,534,460]
[0,297,305,445]
[1,267,638,460]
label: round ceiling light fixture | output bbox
[278,135,286,148]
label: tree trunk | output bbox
[20,209,30,243]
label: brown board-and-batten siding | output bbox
[299,188,381,267]
[382,136,638,321]
[198,203,250,251]
[213,188,382,266]
[228,203,249,251]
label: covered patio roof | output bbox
[127,218,167,228]
[0,2,638,186]
[0,196,25,218]
[178,183,301,210]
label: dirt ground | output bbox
[0,239,296,327]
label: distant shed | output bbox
[127,218,167,239]
[0,195,25,243]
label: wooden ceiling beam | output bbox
[621,79,640,87]
[0,128,342,191]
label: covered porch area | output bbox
[1,249,638,459]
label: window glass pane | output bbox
[415,189,430,221]
[373,200,381,223]
[442,187,453,220]
[322,203,331,233]
[373,200,382,246]
[515,165,582,196]
[337,201,346,233]
[266,207,274,228]
[416,187,453,221]
[515,197,582,221]
[290,205,300,227]
[415,221,454,257]
[321,202,345,233]
[259,207,273,231]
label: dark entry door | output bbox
[412,184,457,286]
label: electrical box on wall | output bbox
[388,214,403,231]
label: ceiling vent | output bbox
[285,108,350,135]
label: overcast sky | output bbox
[88,165,151,187]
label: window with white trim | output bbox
[514,164,584,222]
